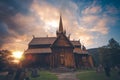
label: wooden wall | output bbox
[51,47,75,68]
[23,54,50,68]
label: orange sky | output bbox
[0,0,120,52]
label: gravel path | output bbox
[54,72,79,80]
[0,71,8,76]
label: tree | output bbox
[98,38,120,67]
[0,50,13,70]
[108,38,120,49]
[108,38,120,66]
[98,47,112,66]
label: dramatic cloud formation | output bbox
[0,0,120,51]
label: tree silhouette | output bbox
[108,38,120,49]
[98,38,120,67]
[0,50,13,70]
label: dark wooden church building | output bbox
[24,16,93,68]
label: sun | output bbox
[12,51,23,59]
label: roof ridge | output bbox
[71,41,79,42]
[34,37,56,38]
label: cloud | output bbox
[106,6,118,14]
[0,0,33,50]
[81,15,98,24]
[30,0,59,33]
[90,18,108,34]
[80,4,109,35]
[82,6,101,15]
[0,0,118,50]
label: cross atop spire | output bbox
[59,15,63,32]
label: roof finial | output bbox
[68,34,71,39]
[32,35,35,38]
[59,14,63,32]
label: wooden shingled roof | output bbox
[29,37,56,45]
[73,48,88,54]
[25,48,51,54]
[25,37,87,54]
[71,41,81,46]
[29,37,81,46]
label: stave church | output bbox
[24,16,93,68]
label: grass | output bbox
[30,70,58,80]
[77,70,120,80]
[0,69,119,80]
[0,70,58,80]
[0,75,5,80]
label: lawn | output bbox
[77,70,120,80]
[0,70,58,80]
[0,69,120,80]
[0,75,5,80]
[30,70,58,80]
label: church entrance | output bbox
[60,52,65,66]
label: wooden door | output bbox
[60,52,65,66]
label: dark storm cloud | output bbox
[0,0,33,48]
[0,0,33,17]
[0,0,119,50]
[0,22,12,47]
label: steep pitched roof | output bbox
[73,47,88,54]
[71,41,81,46]
[73,47,82,53]
[51,34,74,48]
[71,41,88,54]
[25,48,51,54]
[29,37,56,45]
[25,37,87,54]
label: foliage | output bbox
[30,70,58,80]
[108,38,120,49]
[98,38,120,66]
[88,48,100,66]
[0,75,6,80]
[77,70,120,80]
[0,50,13,70]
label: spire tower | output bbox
[59,15,63,32]
[56,15,66,36]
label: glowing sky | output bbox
[0,0,120,51]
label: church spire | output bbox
[59,15,63,32]
[56,15,66,36]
